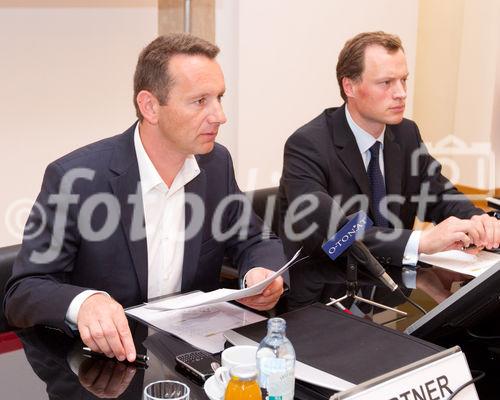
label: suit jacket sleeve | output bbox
[4,162,87,335]
[412,124,483,222]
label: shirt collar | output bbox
[133,123,200,196]
[134,123,164,193]
[345,105,385,155]
[170,154,200,196]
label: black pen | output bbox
[461,244,478,251]
[82,347,149,364]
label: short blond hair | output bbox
[336,31,403,102]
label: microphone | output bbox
[349,241,398,292]
[301,191,399,292]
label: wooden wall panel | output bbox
[158,0,215,43]
[158,0,184,35]
[190,0,215,43]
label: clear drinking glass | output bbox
[143,380,190,400]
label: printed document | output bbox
[419,250,500,277]
[126,301,265,353]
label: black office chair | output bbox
[245,186,280,236]
[0,244,21,332]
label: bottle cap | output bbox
[229,365,258,381]
[267,317,286,332]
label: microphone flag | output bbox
[321,211,373,261]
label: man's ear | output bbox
[136,90,161,124]
[342,77,357,99]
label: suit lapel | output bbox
[328,106,372,200]
[383,126,403,221]
[181,168,207,292]
[109,125,148,301]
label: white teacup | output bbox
[213,345,257,390]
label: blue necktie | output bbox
[367,142,389,227]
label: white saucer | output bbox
[203,375,224,400]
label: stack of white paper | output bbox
[419,250,500,277]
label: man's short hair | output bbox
[336,31,404,102]
[133,33,220,120]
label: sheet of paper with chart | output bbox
[419,250,500,277]
[143,248,302,311]
[126,301,265,353]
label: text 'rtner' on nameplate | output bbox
[331,347,479,400]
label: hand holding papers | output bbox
[145,248,302,311]
[125,249,303,353]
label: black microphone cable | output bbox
[348,241,428,315]
[395,287,427,315]
[446,369,485,400]
[465,328,500,340]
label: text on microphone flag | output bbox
[321,211,373,261]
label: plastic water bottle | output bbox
[256,317,295,400]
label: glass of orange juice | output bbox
[224,365,262,400]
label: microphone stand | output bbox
[326,254,407,316]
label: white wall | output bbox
[0,3,157,246]
[494,19,500,189]
[216,0,419,190]
[414,0,500,191]
[413,0,465,143]
[213,0,238,157]
[453,0,500,189]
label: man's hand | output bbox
[237,267,284,311]
[77,294,136,362]
[79,358,137,398]
[469,214,500,250]
[419,216,475,254]
[419,215,500,255]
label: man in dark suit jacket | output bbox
[4,34,285,362]
[279,31,500,310]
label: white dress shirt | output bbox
[65,124,200,324]
[345,106,419,288]
[134,124,200,299]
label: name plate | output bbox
[331,348,479,400]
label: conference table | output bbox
[0,317,499,400]
[0,320,219,400]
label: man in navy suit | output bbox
[5,34,285,362]
[279,31,500,310]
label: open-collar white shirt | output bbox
[134,123,200,300]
